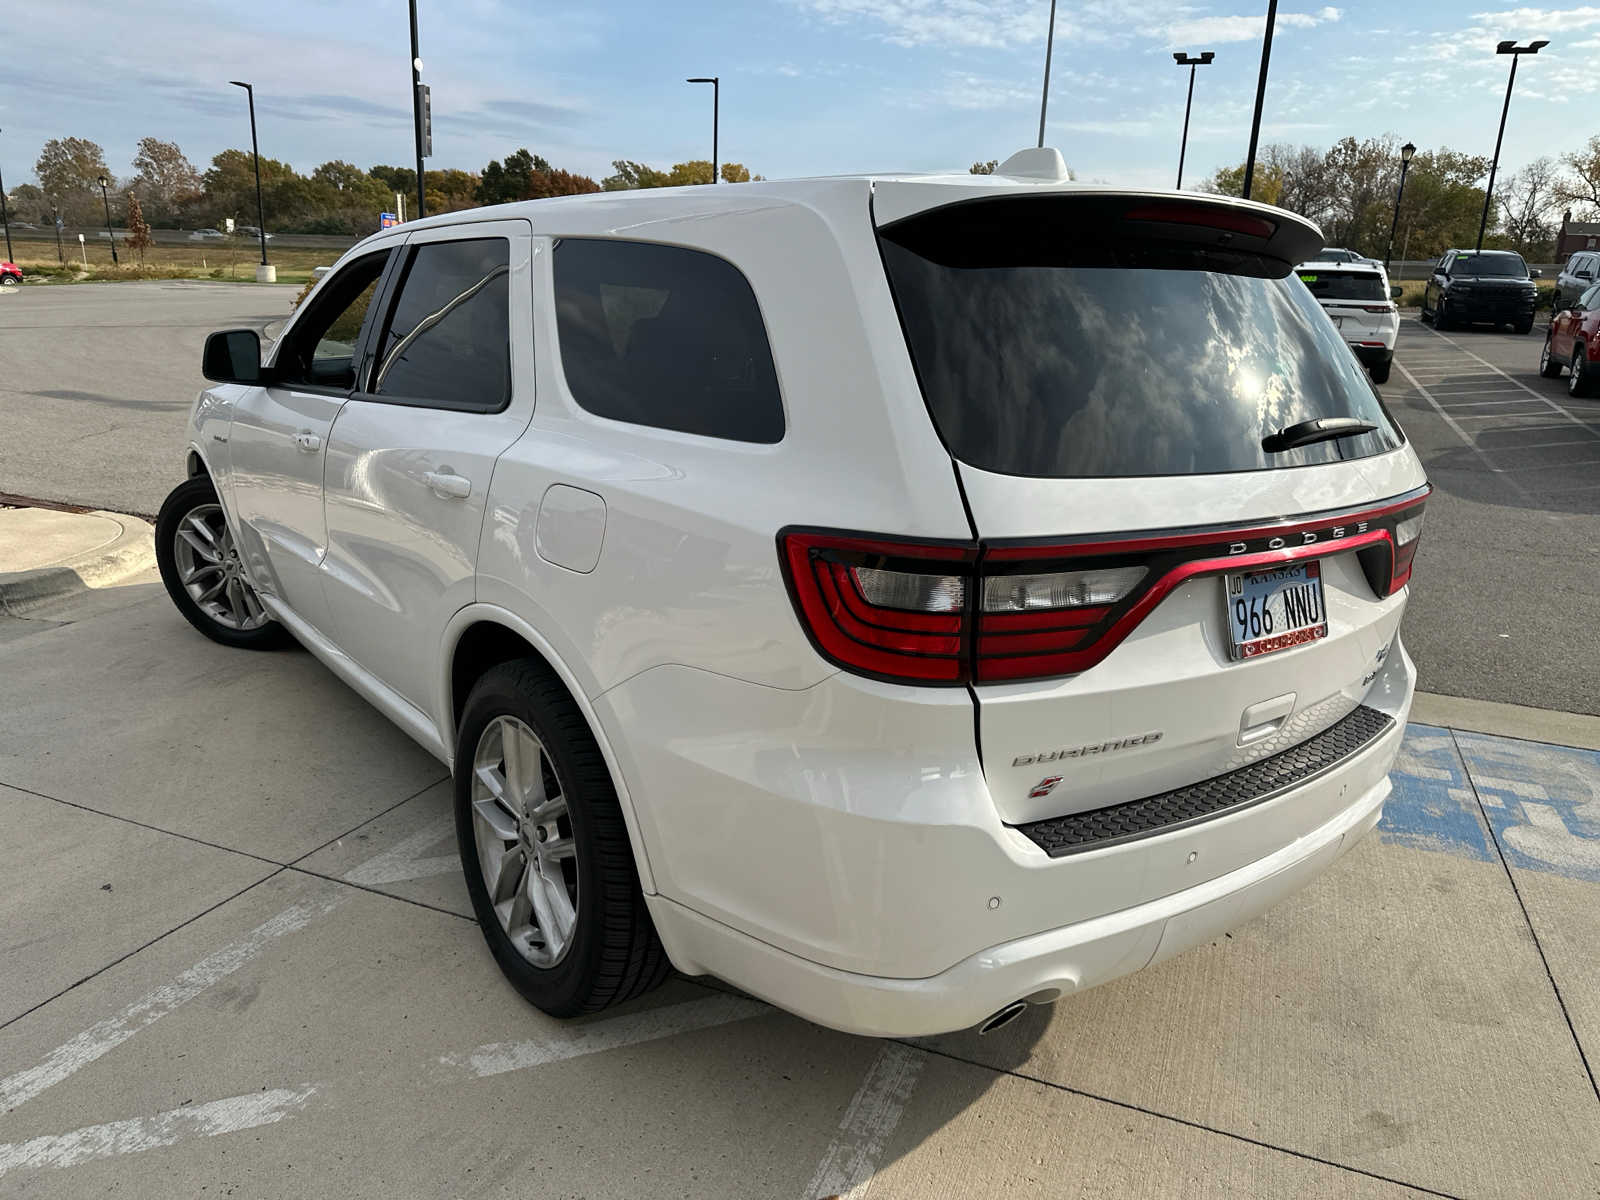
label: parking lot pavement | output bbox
[1382,318,1600,717]
[2,586,1597,1198]
[0,282,296,516]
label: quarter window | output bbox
[552,238,784,443]
[372,238,512,411]
[276,250,390,390]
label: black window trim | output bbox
[550,234,788,444]
[355,233,515,416]
[270,245,401,398]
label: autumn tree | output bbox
[124,192,154,265]
[131,138,200,226]
[35,137,111,225]
[602,160,670,190]
[1554,135,1600,219]
[1497,158,1559,258]
[970,160,998,175]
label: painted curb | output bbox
[0,510,157,616]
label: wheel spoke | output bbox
[240,585,266,624]
[196,575,228,603]
[472,795,518,841]
[178,528,220,563]
[181,560,223,586]
[541,835,576,862]
[527,865,574,958]
[501,727,528,816]
[488,843,526,905]
[225,577,249,625]
[183,512,221,552]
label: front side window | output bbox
[1298,270,1387,302]
[372,237,511,411]
[277,250,390,389]
[878,194,1402,479]
[552,238,784,443]
[1580,284,1600,310]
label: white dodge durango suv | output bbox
[1296,259,1400,383]
[157,149,1428,1037]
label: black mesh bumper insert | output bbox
[1014,704,1395,858]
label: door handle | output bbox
[294,430,321,452]
[424,470,471,500]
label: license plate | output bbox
[1225,562,1327,660]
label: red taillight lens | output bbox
[1362,305,1396,314]
[1389,507,1425,592]
[1122,203,1277,239]
[780,532,973,684]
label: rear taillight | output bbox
[1362,304,1396,314]
[779,486,1429,687]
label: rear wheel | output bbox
[1571,344,1599,398]
[0,274,18,287]
[155,476,288,649]
[1419,294,1434,324]
[454,659,670,1017]
[1435,300,1453,331]
[1540,333,1564,378]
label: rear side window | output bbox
[877,194,1401,479]
[552,238,784,443]
[372,237,511,411]
[1298,270,1387,301]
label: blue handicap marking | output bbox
[1380,723,1600,882]
[1380,724,1495,863]
[1453,730,1600,883]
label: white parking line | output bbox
[0,1086,318,1178]
[804,1042,925,1200]
[440,994,768,1077]
[1417,325,1595,430]
[1393,359,1526,488]
[0,895,344,1112]
[1433,398,1544,408]
[340,818,459,887]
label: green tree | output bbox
[665,160,715,186]
[601,160,670,190]
[368,164,416,195]
[35,137,111,225]
[130,138,200,227]
[1555,135,1600,219]
[970,160,998,175]
[7,183,49,224]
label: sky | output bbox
[5,2,1600,194]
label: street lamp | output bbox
[1037,0,1058,148]
[1385,141,1416,272]
[229,81,271,273]
[1241,0,1280,200]
[1477,39,1548,251]
[0,127,12,264]
[686,77,719,183]
[97,175,118,266]
[409,0,427,219]
[1172,52,1214,189]
[51,198,64,265]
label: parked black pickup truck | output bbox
[1420,249,1539,334]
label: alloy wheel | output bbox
[171,504,269,630]
[470,715,580,968]
[1571,350,1586,396]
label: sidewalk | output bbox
[0,504,157,629]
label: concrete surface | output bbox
[0,282,293,516]
[0,507,156,615]
[1412,690,1600,753]
[0,577,1596,1197]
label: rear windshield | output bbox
[1298,270,1387,301]
[877,195,1402,478]
[1451,254,1526,277]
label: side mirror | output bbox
[1530,267,1543,279]
[1390,286,1403,300]
[202,329,267,384]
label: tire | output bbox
[1515,319,1534,335]
[155,476,289,649]
[1571,344,1599,398]
[0,275,17,287]
[1370,360,1392,385]
[454,659,670,1017]
[1540,334,1564,378]
[1435,300,1452,331]
[1419,294,1434,324]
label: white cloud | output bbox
[1164,7,1342,48]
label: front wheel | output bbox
[1515,319,1534,335]
[454,659,670,1017]
[155,476,288,649]
[1540,334,1564,378]
[0,275,18,287]
[1435,301,1453,331]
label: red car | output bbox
[0,261,20,287]
[1542,282,1600,396]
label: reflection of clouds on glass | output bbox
[886,247,1398,478]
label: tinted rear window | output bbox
[552,238,784,443]
[1298,270,1387,301]
[1451,254,1526,277]
[878,195,1402,478]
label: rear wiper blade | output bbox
[1262,417,1378,453]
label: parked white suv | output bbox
[157,151,1428,1037]
[1297,259,1400,383]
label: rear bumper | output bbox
[1351,343,1394,368]
[648,759,1391,1037]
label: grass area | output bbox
[4,236,330,285]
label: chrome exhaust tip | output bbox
[977,1001,1028,1035]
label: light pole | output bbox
[1477,39,1547,251]
[1384,141,1416,272]
[1241,0,1279,200]
[0,128,12,264]
[1172,52,1214,189]
[686,77,719,183]
[1037,0,1057,148]
[229,81,270,270]
[51,198,64,265]
[97,175,118,266]
[409,0,426,218]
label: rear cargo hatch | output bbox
[872,187,1429,825]
[1298,266,1394,345]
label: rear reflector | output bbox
[778,486,1429,686]
[1122,204,1276,240]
